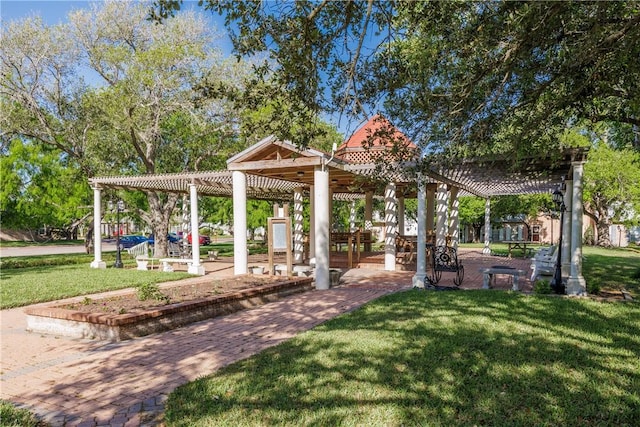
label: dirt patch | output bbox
[61,275,294,315]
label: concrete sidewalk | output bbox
[1,269,414,426]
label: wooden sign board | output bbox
[268,217,292,276]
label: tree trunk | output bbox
[596,219,612,247]
[146,191,179,257]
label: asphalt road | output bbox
[0,243,117,257]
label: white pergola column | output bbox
[232,171,248,275]
[314,166,330,289]
[426,185,436,238]
[413,177,427,288]
[384,182,397,271]
[561,179,573,277]
[293,188,304,264]
[566,162,587,295]
[309,185,315,261]
[483,198,491,255]
[349,200,356,232]
[436,183,448,246]
[397,195,405,235]
[364,191,373,230]
[448,186,459,248]
[188,183,205,275]
[90,186,106,269]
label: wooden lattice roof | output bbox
[90,128,588,200]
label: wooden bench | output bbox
[159,258,198,272]
[480,266,527,291]
[135,256,159,271]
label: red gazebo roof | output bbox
[336,115,418,164]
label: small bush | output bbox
[136,282,170,303]
[0,400,45,426]
[533,279,552,294]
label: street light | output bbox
[551,184,566,294]
[109,200,125,268]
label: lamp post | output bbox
[109,200,125,269]
[551,186,565,294]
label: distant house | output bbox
[460,212,636,247]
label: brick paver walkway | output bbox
[1,250,532,426]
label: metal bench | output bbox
[480,266,527,291]
[429,245,464,286]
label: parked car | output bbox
[118,235,148,250]
[147,233,181,245]
[186,233,211,245]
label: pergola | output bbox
[89,119,589,294]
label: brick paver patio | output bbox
[0,249,532,426]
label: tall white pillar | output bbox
[365,191,373,230]
[436,183,448,246]
[413,177,427,288]
[384,182,397,271]
[294,188,304,264]
[349,200,357,232]
[314,166,330,290]
[561,179,573,277]
[483,198,491,255]
[309,185,315,260]
[426,185,435,239]
[232,171,248,275]
[188,183,205,275]
[397,196,405,235]
[448,186,459,248]
[90,186,106,269]
[566,162,587,295]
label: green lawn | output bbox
[0,264,192,309]
[165,290,640,426]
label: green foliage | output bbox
[0,263,191,309]
[0,253,97,269]
[584,140,640,226]
[165,290,640,426]
[533,279,552,295]
[160,0,640,161]
[0,2,254,254]
[0,139,91,231]
[0,400,44,427]
[491,194,555,223]
[583,225,595,246]
[137,282,170,303]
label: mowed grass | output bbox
[0,264,191,309]
[166,290,640,426]
[580,246,640,293]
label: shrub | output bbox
[137,282,170,303]
[533,279,552,294]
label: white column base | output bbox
[482,246,491,255]
[412,273,427,289]
[188,264,206,276]
[566,276,586,295]
[90,260,107,269]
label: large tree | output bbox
[1,0,247,254]
[582,127,640,246]
[0,139,91,239]
[155,0,639,160]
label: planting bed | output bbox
[25,275,314,341]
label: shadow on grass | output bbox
[165,291,640,426]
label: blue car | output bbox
[117,235,148,250]
[147,233,181,245]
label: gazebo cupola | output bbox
[335,114,419,164]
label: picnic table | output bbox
[504,240,532,258]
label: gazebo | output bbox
[89,116,589,294]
